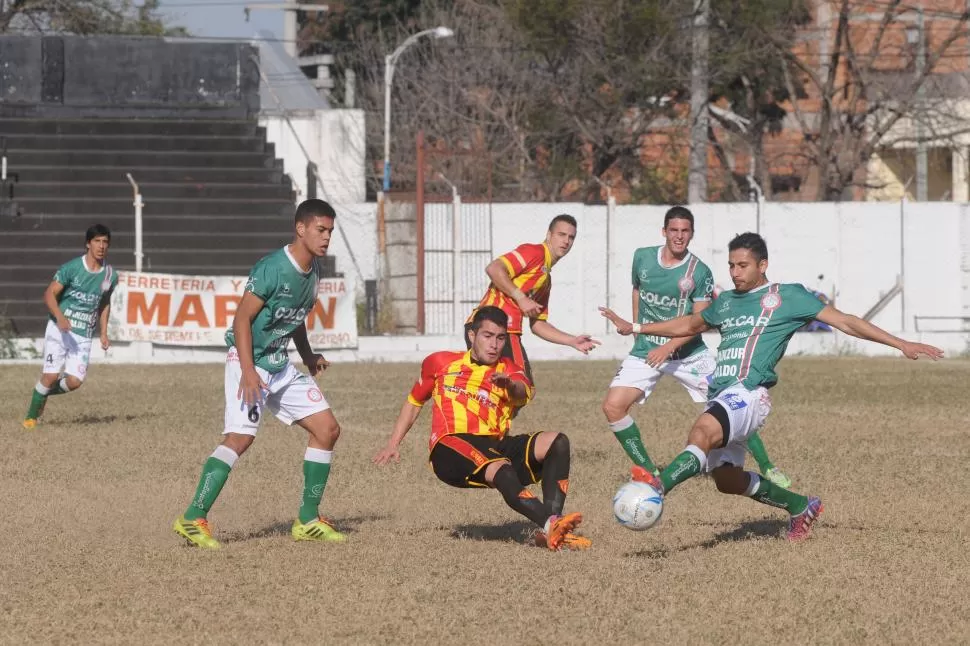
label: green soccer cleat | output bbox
[173,516,222,550]
[291,516,347,543]
[763,467,792,489]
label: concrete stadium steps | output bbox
[10,166,285,184]
[0,116,305,336]
[2,134,268,152]
[0,118,260,137]
[1,235,295,256]
[8,150,279,168]
[14,182,294,200]
[6,214,294,235]
[15,197,293,217]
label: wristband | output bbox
[632,323,643,334]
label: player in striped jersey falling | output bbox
[602,232,942,541]
[374,306,589,551]
[601,207,793,488]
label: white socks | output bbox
[304,447,333,464]
[210,445,239,468]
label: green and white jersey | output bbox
[225,246,322,374]
[701,282,825,397]
[52,256,117,338]
[631,246,715,360]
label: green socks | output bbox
[745,472,808,514]
[184,446,238,521]
[610,416,658,473]
[25,383,49,419]
[299,448,333,524]
[659,445,706,493]
[183,446,333,524]
[746,431,775,473]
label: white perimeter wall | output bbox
[6,201,968,365]
[259,110,367,205]
[497,201,970,341]
[320,201,970,338]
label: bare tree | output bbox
[306,0,692,202]
[763,0,970,200]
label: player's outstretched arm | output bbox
[815,305,944,360]
[646,301,712,367]
[600,307,711,339]
[641,312,711,339]
[291,322,329,376]
[44,281,70,332]
[373,399,422,466]
[530,319,600,354]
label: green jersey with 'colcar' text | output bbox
[52,256,117,338]
[631,246,714,360]
[225,246,322,373]
[700,282,825,397]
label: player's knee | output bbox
[327,422,341,444]
[547,432,569,458]
[223,433,254,456]
[688,419,723,453]
[601,398,621,420]
[65,376,84,390]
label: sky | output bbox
[158,0,284,41]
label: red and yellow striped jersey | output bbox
[467,243,552,334]
[408,350,534,450]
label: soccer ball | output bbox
[612,480,663,531]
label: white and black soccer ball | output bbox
[613,480,663,531]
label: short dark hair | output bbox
[548,213,577,232]
[86,224,111,243]
[663,206,694,230]
[470,305,508,332]
[295,199,337,224]
[728,232,768,262]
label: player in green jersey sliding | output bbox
[23,224,118,429]
[601,232,942,541]
[602,207,792,488]
[173,199,346,549]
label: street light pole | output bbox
[381,26,454,192]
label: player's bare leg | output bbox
[483,459,582,552]
[603,386,660,476]
[711,465,822,541]
[634,414,823,541]
[291,409,346,542]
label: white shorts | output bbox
[223,347,330,436]
[609,350,715,404]
[42,320,92,380]
[705,384,773,471]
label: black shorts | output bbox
[429,433,542,489]
[463,323,534,385]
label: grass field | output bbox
[1,356,968,644]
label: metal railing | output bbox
[126,173,145,272]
